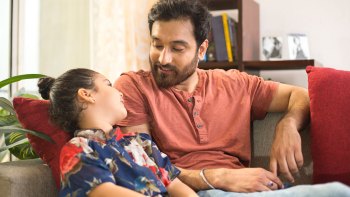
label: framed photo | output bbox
[288,34,310,60]
[262,36,282,60]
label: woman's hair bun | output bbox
[37,77,55,100]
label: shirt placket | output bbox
[187,95,208,144]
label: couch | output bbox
[2,66,350,196]
[0,112,312,197]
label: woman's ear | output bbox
[77,88,95,103]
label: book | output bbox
[228,17,238,63]
[222,13,233,62]
[211,15,228,61]
[206,25,216,61]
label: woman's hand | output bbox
[88,182,145,197]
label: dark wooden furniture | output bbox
[199,0,315,72]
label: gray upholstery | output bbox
[251,112,312,185]
[0,112,311,196]
[0,159,57,197]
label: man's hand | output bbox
[213,168,284,192]
[267,83,310,183]
[178,167,283,192]
[269,120,303,183]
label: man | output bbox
[115,0,350,196]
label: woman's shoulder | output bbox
[61,136,94,156]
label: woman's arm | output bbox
[88,182,145,197]
[167,178,198,197]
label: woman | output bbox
[38,68,197,197]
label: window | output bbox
[0,0,11,98]
[0,0,11,162]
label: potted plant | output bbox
[0,74,52,160]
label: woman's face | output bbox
[92,74,127,123]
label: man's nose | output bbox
[159,48,172,65]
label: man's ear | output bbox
[198,39,209,61]
[77,88,95,103]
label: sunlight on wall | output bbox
[91,0,156,83]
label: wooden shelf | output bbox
[199,59,315,71]
[200,0,260,71]
[199,1,313,73]
[199,0,238,10]
[199,61,239,70]
[244,59,315,70]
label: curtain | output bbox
[91,0,156,83]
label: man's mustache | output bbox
[155,63,177,71]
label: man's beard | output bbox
[150,53,198,89]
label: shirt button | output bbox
[193,111,198,116]
[197,124,203,129]
[188,97,193,102]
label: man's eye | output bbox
[173,48,184,52]
[153,44,163,50]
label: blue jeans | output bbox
[197,182,350,197]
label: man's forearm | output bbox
[279,88,310,130]
[177,167,222,191]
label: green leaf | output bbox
[0,138,38,159]
[0,126,53,143]
[0,97,15,114]
[0,108,9,116]
[0,115,18,126]
[5,132,24,143]
[0,74,46,89]
[18,93,39,99]
[0,138,27,152]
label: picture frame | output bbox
[288,34,310,60]
[262,36,283,60]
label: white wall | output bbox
[256,0,350,87]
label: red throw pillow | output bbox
[307,66,350,186]
[13,97,71,188]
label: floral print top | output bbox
[59,127,180,197]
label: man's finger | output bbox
[294,147,304,169]
[266,171,283,189]
[258,185,272,192]
[269,158,278,176]
[286,151,299,174]
[278,157,295,183]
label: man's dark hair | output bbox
[148,0,211,47]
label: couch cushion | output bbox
[13,97,71,188]
[0,159,58,197]
[306,66,350,186]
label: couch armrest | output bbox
[0,159,57,197]
[251,112,312,185]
